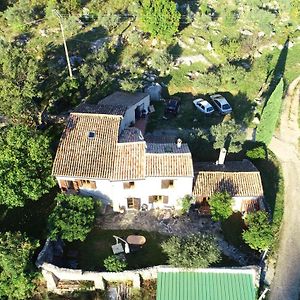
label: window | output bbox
[127,198,141,210]
[88,131,95,139]
[161,180,174,189]
[123,181,135,189]
[149,195,169,204]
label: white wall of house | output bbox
[55,175,193,212]
[232,196,259,212]
[112,176,193,211]
[120,95,150,130]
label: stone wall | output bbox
[40,262,166,294]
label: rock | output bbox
[151,39,158,47]
[39,29,48,37]
[240,29,253,36]
[177,39,189,49]
[188,37,195,44]
[258,31,265,37]
[198,36,206,43]
[206,42,213,51]
[252,117,260,125]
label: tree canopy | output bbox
[0,125,55,208]
[0,231,39,300]
[209,192,233,222]
[0,42,41,124]
[210,119,245,153]
[48,193,96,242]
[161,234,221,268]
[242,211,273,251]
[139,0,180,40]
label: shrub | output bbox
[256,78,284,145]
[139,0,180,40]
[242,211,273,251]
[0,232,39,299]
[178,195,193,215]
[208,192,233,222]
[161,234,221,268]
[104,255,127,272]
[246,146,267,160]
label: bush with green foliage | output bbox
[256,79,284,145]
[104,255,127,272]
[209,192,233,222]
[210,119,245,153]
[246,146,267,160]
[161,234,221,268]
[48,194,96,242]
[178,195,193,215]
[139,0,180,40]
[0,231,39,300]
[242,211,273,251]
[0,125,55,208]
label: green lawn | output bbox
[68,229,168,271]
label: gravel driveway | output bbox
[269,76,300,300]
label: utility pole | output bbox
[53,9,73,78]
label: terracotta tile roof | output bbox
[53,113,193,181]
[52,113,121,179]
[193,171,264,198]
[112,142,146,181]
[146,152,194,177]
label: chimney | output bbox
[216,148,227,165]
[176,138,182,149]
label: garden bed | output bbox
[66,229,168,271]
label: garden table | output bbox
[126,235,146,246]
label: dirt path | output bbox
[269,76,300,300]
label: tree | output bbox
[0,125,55,208]
[256,79,284,145]
[242,211,273,251]
[0,231,39,300]
[104,255,127,272]
[48,193,96,242]
[139,0,180,40]
[177,195,193,215]
[210,119,245,153]
[79,47,111,100]
[208,192,233,222]
[161,234,221,268]
[0,42,41,124]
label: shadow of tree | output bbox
[262,36,289,101]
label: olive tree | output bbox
[161,234,221,268]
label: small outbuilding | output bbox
[157,268,258,300]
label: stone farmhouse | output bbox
[52,91,264,214]
[52,91,194,212]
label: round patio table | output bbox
[126,235,146,245]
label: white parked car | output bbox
[210,94,232,115]
[193,99,215,115]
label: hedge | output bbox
[256,78,284,145]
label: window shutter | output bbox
[163,196,169,204]
[59,180,67,191]
[90,181,96,189]
[149,196,154,203]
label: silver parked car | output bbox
[210,94,232,115]
[193,99,215,114]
